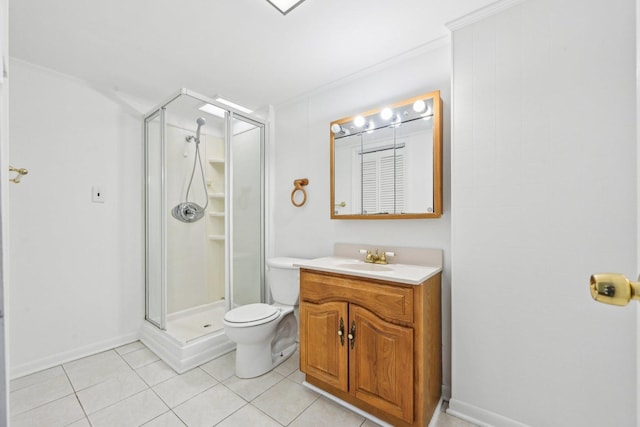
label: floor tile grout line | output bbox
[114,340,146,357]
[8,368,73,418]
[219,380,251,403]
[220,373,285,403]
[84,388,159,421]
[210,401,252,427]
[214,401,286,427]
[142,409,187,427]
[8,389,79,420]
[249,375,322,427]
[284,393,323,427]
[133,359,179,389]
[70,349,156,419]
[9,365,66,394]
[61,361,95,426]
[148,367,220,411]
[249,401,289,427]
[9,363,90,423]
[168,408,189,427]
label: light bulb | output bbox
[354,115,365,128]
[413,99,426,113]
[331,123,343,134]
[380,107,393,120]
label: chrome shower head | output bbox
[195,117,206,142]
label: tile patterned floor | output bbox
[9,342,474,427]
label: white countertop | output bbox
[295,256,442,285]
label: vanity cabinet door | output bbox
[300,300,349,392]
[349,305,414,424]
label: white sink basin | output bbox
[335,263,394,272]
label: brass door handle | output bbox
[348,321,356,349]
[590,273,640,306]
[338,318,345,346]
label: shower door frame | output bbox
[226,111,267,309]
[144,88,267,331]
[144,106,167,330]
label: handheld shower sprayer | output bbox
[195,117,206,143]
[172,117,209,223]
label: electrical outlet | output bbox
[92,186,105,203]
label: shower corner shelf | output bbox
[208,158,225,165]
[208,192,225,199]
[208,235,225,241]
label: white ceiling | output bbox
[9,0,495,111]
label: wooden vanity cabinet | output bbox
[299,269,441,427]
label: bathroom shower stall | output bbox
[141,89,267,372]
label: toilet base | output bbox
[235,341,297,378]
[225,306,299,379]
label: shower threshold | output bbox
[140,301,235,373]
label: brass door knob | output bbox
[590,273,640,306]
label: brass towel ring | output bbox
[291,178,309,207]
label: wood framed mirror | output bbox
[330,90,442,219]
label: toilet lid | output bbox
[224,303,279,324]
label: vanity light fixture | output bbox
[331,123,351,136]
[413,99,426,113]
[266,0,307,15]
[353,115,365,128]
[332,95,435,140]
[366,120,375,133]
[380,107,393,121]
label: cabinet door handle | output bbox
[348,321,356,349]
[338,318,345,346]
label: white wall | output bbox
[8,60,144,377]
[272,42,453,393]
[450,1,637,426]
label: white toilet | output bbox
[223,257,307,378]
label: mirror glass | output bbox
[331,91,442,219]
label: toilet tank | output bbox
[267,257,308,306]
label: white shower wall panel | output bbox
[165,125,219,314]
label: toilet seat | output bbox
[223,303,280,328]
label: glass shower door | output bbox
[229,114,264,307]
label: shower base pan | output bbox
[140,302,235,373]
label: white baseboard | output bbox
[302,381,394,427]
[428,398,446,427]
[303,381,442,427]
[10,331,140,379]
[448,398,530,427]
